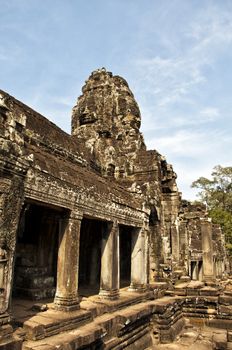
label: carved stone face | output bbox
[78,109,97,126]
[76,92,98,126]
[72,70,141,133]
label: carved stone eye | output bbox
[79,107,85,114]
[106,164,115,177]
[79,112,97,126]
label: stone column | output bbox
[0,176,25,345]
[0,178,24,313]
[171,222,180,265]
[218,260,223,277]
[54,212,82,311]
[99,221,119,300]
[145,228,149,286]
[179,221,189,274]
[129,227,147,292]
[149,222,163,282]
[201,219,215,283]
[0,238,9,327]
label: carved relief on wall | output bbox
[0,238,7,312]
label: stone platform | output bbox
[5,281,232,349]
[11,287,186,350]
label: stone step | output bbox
[212,331,227,350]
[23,309,92,340]
[0,337,22,350]
[23,323,104,350]
[22,302,153,350]
[19,292,186,349]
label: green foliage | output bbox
[191,165,232,253]
[209,208,232,244]
[226,243,232,256]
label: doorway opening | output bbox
[13,202,65,301]
[191,261,198,280]
[78,217,107,297]
[198,260,203,280]
[119,225,133,288]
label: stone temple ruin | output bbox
[0,68,231,349]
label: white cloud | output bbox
[130,4,232,200]
[0,51,7,61]
[173,162,213,201]
[133,4,232,110]
[199,107,219,121]
[146,129,212,157]
[140,104,220,134]
[144,126,231,200]
[135,55,206,108]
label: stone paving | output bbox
[153,321,230,350]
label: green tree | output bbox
[191,165,232,254]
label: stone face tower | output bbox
[72,68,146,178]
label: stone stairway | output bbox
[14,288,187,350]
[11,281,232,350]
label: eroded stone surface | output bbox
[154,325,229,350]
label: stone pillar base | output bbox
[128,283,147,293]
[0,312,11,326]
[98,288,119,300]
[53,295,80,312]
[0,338,22,350]
[203,278,217,287]
[0,324,13,338]
[0,322,22,350]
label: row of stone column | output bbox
[173,218,216,282]
[54,214,147,311]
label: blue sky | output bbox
[1,0,232,200]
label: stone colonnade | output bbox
[163,216,222,282]
[54,211,148,311]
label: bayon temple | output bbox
[0,69,231,349]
